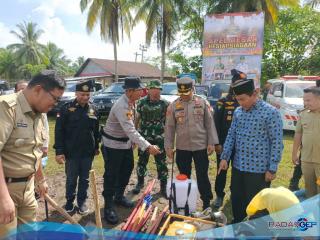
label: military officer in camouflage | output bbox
[165,77,219,210]
[133,80,169,197]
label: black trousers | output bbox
[102,146,134,200]
[230,168,270,223]
[65,156,93,205]
[176,149,213,201]
[289,160,302,187]
[215,153,233,198]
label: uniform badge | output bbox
[227,115,232,121]
[82,85,89,91]
[175,101,183,110]
[126,111,133,120]
[177,117,184,123]
[68,107,76,112]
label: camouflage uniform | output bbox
[136,91,169,184]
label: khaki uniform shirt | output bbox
[102,94,150,150]
[296,109,320,164]
[0,92,46,178]
[165,95,219,151]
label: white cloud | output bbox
[0,22,17,48]
[2,0,202,63]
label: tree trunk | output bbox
[113,41,118,82]
[160,19,166,82]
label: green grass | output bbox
[45,116,301,222]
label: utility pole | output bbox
[134,52,141,62]
[139,44,147,63]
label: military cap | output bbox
[231,69,247,83]
[123,77,144,90]
[147,80,162,89]
[232,78,255,95]
[177,77,193,96]
[75,80,94,92]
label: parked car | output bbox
[0,80,11,95]
[194,85,209,99]
[206,80,231,107]
[91,82,124,116]
[266,76,318,130]
[49,80,102,115]
[161,82,179,103]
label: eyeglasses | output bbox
[46,90,61,102]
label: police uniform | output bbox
[165,77,219,209]
[54,80,100,212]
[0,92,47,236]
[213,92,239,206]
[133,80,169,195]
[101,77,151,224]
[295,108,320,197]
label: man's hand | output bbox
[41,147,48,157]
[95,149,100,156]
[215,145,222,154]
[148,145,161,155]
[55,154,65,164]
[218,159,228,175]
[292,155,300,166]
[37,180,49,198]
[207,145,214,155]
[166,148,174,160]
[0,195,15,224]
[265,171,276,182]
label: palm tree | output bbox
[44,42,68,71]
[210,0,299,23]
[8,21,45,65]
[80,0,132,82]
[0,48,20,80]
[133,0,184,81]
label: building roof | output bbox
[75,58,173,78]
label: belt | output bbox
[5,174,34,183]
[101,129,129,142]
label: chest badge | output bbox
[68,107,76,112]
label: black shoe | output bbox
[65,201,75,213]
[104,207,119,224]
[132,182,144,195]
[160,182,167,198]
[213,196,224,208]
[78,202,89,215]
[114,196,134,208]
[202,200,210,211]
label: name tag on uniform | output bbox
[17,122,28,128]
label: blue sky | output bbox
[0,0,169,61]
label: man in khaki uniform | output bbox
[292,87,320,198]
[165,77,219,210]
[0,71,65,237]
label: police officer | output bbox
[0,70,65,237]
[213,69,240,208]
[54,80,100,215]
[133,80,169,197]
[101,77,160,224]
[165,77,219,210]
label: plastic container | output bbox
[167,175,199,215]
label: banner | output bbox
[202,12,265,88]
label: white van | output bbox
[266,76,318,131]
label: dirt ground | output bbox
[36,164,205,231]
